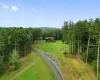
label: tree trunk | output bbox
[77,39,80,59]
[72,39,73,54]
[97,35,100,80]
[70,39,72,54]
[73,39,75,54]
[86,35,90,64]
[69,41,71,52]
[79,41,82,53]
[72,34,74,54]
[64,42,66,52]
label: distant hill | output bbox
[37,27,60,30]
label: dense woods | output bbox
[0,27,42,74]
[62,18,100,80]
[41,28,62,40]
[0,27,62,75]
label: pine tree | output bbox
[9,49,19,70]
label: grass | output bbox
[34,40,97,80]
[34,41,70,59]
[0,52,56,80]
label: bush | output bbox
[63,51,68,57]
[0,55,4,75]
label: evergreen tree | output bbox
[9,49,19,70]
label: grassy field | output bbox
[34,41,97,80]
[0,52,56,80]
[34,41,70,59]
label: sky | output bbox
[0,0,100,28]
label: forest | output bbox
[62,18,100,80]
[0,27,62,75]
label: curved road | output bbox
[32,48,64,80]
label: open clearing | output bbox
[0,52,56,80]
[34,41,97,80]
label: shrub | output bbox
[63,51,67,57]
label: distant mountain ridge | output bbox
[37,27,60,30]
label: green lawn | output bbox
[34,41,70,60]
[0,52,56,80]
[34,41,97,80]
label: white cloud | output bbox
[32,8,36,12]
[3,4,9,9]
[11,6,18,11]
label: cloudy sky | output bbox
[0,0,100,28]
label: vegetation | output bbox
[62,18,100,80]
[0,52,56,80]
[0,27,61,80]
[0,18,100,80]
[41,28,62,40]
[0,27,42,75]
[15,52,56,80]
[34,41,97,80]
[0,56,4,75]
[9,49,19,70]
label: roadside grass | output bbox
[0,52,56,80]
[34,41,97,80]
